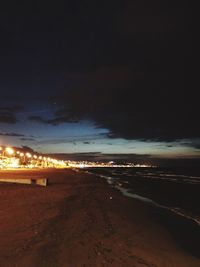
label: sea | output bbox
[74,166,200,256]
[82,167,200,227]
[81,166,200,256]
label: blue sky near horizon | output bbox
[1,113,200,159]
[0,88,199,159]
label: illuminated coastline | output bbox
[0,145,156,170]
[65,160,156,168]
[0,146,66,169]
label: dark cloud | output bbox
[180,140,200,150]
[28,116,46,124]
[42,1,194,143]
[20,137,35,141]
[0,106,23,124]
[0,132,25,137]
[28,115,79,125]
[34,133,108,145]
[50,63,197,142]
[0,132,35,141]
[194,144,200,150]
[166,144,174,148]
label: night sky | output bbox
[0,1,198,163]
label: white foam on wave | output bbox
[99,173,200,227]
[136,173,200,184]
[116,185,200,226]
[81,169,200,226]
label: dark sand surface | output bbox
[0,169,200,267]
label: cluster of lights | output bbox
[66,160,154,168]
[0,146,66,169]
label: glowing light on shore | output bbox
[8,158,20,168]
[0,145,67,169]
[5,147,14,155]
[26,153,32,158]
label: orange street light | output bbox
[5,147,14,155]
[26,153,32,158]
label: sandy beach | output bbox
[0,169,200,267]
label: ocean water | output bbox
[83,167,200,226]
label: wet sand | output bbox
[0,169,200,267]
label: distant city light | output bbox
[65,161,155,168]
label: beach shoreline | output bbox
[0,168,200,267]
